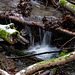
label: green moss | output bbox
[70,4,75,9]
[37,52,71,66]
[3,46,27,56]
[59,0,68,6]
[59,0,75,9]
[0,23,20,43]
[60,50,68,56]
[52,68,57,74]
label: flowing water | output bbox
[26,29,60,60]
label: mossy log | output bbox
[59,0,75,15]
[2,45,27,56]
[0,23,29,44]
[16,51,75,75]
[0,23,20,44]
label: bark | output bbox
[56,27,75,36]
[16,51,75,75]
[59,0,75,15]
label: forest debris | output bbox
[18,35,29,44]
[7,50,61,59]
[0,53,17,74]
[16,51,75,75]
[0,13,75,38]
[17,0,32,17]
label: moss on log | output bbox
[2,45,27,56]
[16,51,75,75]
[0,23,20,44]
[59,0,75,15]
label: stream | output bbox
[0,0,62,71]
[1,0,75,74]
[25,30,60,60]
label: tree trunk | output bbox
[16,51,75,75]
[59,0,75,15]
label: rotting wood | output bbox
[16,51,75,75]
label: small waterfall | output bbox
[42,31,51,46]
[26,30,60,60]
[25,26,34,46]
[39,28,42,43]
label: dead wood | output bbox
[0,53,18,74]
[16,51,75,75]
[60,36,75,49]
[7,50,61,59]
[0,13,75,38]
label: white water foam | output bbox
[26,31,60,60]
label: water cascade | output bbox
[26,29,60,60]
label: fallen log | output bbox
[7,50,61,59]
[56,27,75,36]
[0,23,19,44]
[0,23,29,44]
[0,69,10,75]
[59,0,75,15]
[1,44,27,56]
[0,15,75,37]
[16,51,75,75]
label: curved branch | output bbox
[16,51,75,75]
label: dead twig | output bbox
[7,50,61,59]
[60,36,75,49]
